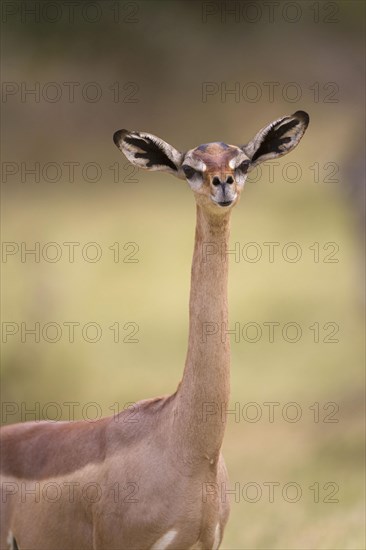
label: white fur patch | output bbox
[151,529,178,550]
[212,523,221,550]
[7,531,16,550]
[191,159,207,173]
[188,177,203,192]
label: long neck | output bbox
[173,204,231,465]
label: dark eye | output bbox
[182,165,199,179]
[237,160,250,173]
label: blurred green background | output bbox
[1,1,365,548]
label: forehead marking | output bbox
[197,142,230,152]
[197,144,208,152]
[192,144,240,174]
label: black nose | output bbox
[212,176,233,186]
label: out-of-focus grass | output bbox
[1,169,364,548]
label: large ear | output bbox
[242,111,309,170]
[113,129,184,177]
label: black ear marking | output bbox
[124,135,178,171]
[251,111,309,162]
[113,128,183,177]
[252,119,298,162]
